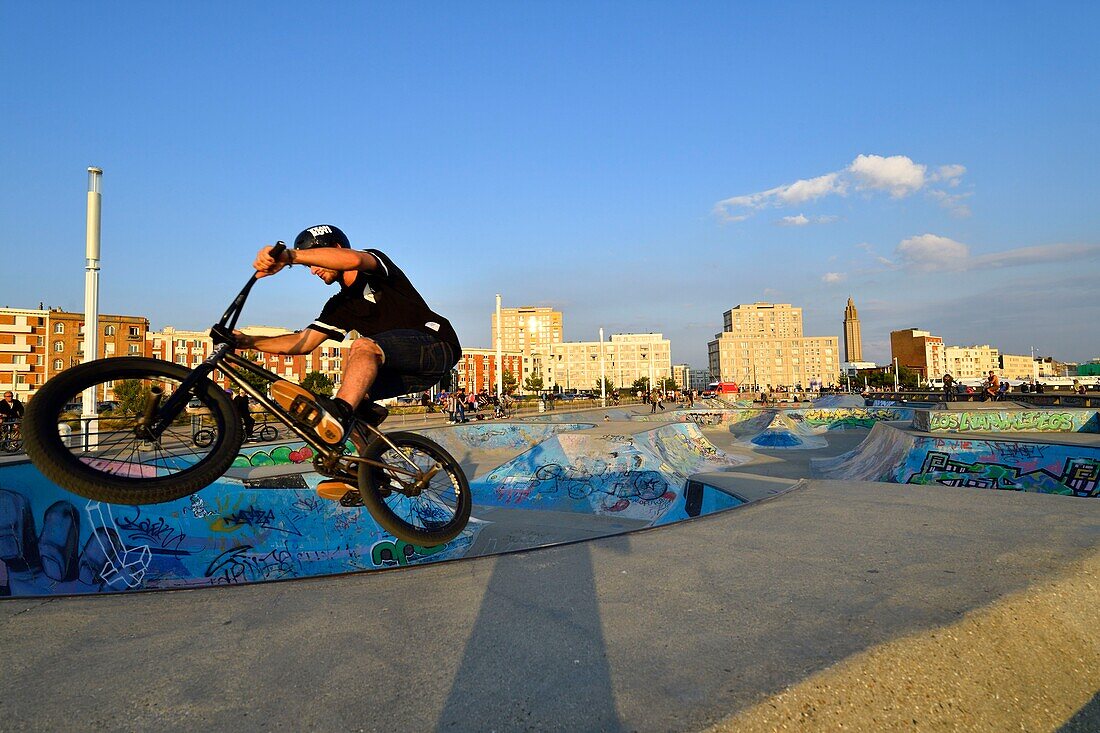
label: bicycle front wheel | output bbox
[23,357,243,505]
[358,431,471,545]
[257,424,278,442]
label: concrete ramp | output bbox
[813,423,1100,497]
[749,413,828,449]
[472,423,746,522]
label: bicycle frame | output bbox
[143,242,431,487]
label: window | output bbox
[284,356,294,365]
[54,322,65,333]
[129,327,140,337]
[53,359,63,370]
[104,343,115,355]
[104,325,116,336]
[129,345,140,355]
[54,340,64,352]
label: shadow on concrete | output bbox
[1059,692,1100,733]
[437,537,631,732]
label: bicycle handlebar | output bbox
[210,241,287,346]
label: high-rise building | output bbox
[550,333,671,391]
[842,297,863,363]
[708,303,839,389]
[890,328,946,380]
[491,306,563,390]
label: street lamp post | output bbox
[599,327,606,407]
[82,167,102,450]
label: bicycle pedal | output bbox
[287,395,323,427]
[339,490,363,508]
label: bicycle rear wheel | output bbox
[358,431,471,545]
[23,357,243,505]
[257,424,278,442]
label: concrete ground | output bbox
[2,408,1098,731]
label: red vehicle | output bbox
[707,381,739,395]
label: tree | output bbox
[112,378,153,416]
[661,377,678,391]
[301,371,335,396]
[594,377,614,396]
[632,377,650,392]
[234,351,273,395]
[523,373,544,393]
[502,370,518,395]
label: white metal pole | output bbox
[82,167,103,449]
[893,357,900,393]
[599,327,606,407]
[495,294,503,398]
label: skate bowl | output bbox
[0,421,751,597]
[812,422,1100,497]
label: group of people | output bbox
[438,389,513,423]
[942,372,1092,401]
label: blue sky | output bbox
[2,2,1098,368]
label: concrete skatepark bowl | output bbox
[2,400,1098,731]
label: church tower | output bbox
[843,297,863,363]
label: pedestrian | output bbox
[942,373,955,402]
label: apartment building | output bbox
[943,344,1000,381]
[0,307,149,400]
[491,306,564,389]
[147,325,351,393]
[0,307,49,399]
[999,353,1037,380]
[550,333,671,391]
[454,348,524,394]
[708,304,839,389]
[890,328,947,380]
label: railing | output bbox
[865,390,1100,409]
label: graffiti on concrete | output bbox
[917,410,1099,434]
[906,450,1100,497]
[801,407,910,430]
[0,460,477,597]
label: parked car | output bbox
[96,401,119,413]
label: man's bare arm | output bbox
[253,245,381,277]
[232,327,330,355]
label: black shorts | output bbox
[367,330,459,401]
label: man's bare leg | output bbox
[335,338,384,410]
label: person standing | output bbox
[232,390,254,438]
[983,371,1000,402]
[942,373,955,402]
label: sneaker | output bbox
[316,479,356,501]
[271,381,351,446]
[354,400,389,428]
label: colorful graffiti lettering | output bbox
[906,451,1099,497]
[923,410,1095,433]
[802,408,906,429]
[369,538,448,567]
[203,544,296,585]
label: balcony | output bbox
[0,343,32,353]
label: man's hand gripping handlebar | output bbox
[210,241,287,348]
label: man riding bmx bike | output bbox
[232,224,461,499]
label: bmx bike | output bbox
[0,420,22,454]
[193,413,278,447]
[22,243,470,545]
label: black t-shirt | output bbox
[0,399,24,420]
[308,249,460,350]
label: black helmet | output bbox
[293,224,350,250]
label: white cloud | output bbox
[971,242,1100,269]
[896,234,970,272]
[892,236,1100,274]
[779,214,810,226]
[933,164,967,186]
[928,189,973,217]
[821,272,845,284]
[848,154,927,197]
[714,153,966,223]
